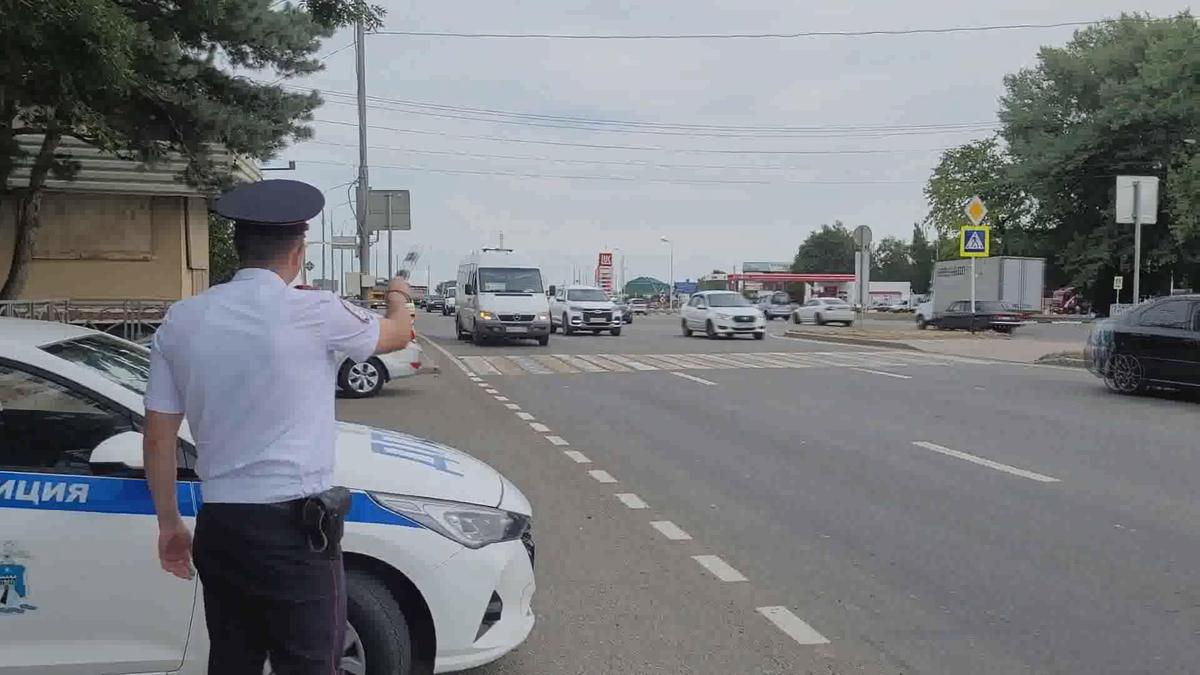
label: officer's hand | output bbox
[158,519,194,580]
[387,276,412,299]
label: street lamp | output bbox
[660,236,674,310]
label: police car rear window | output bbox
[41,335,150,396]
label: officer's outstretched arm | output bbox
[375,277,415,354]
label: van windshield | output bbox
[479,267,543,294]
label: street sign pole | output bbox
[1132,180,1142,305]
[970,257,976,334]
[386,193,393,278]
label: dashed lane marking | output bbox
[515,412,535,420]
[504,403,521,410]
[691,555,748,582]
[615,493,648,509]
[484,388,499,394]
[461,356,501,376]
[912,441,1061,483]
[650,520,693,541]
[493,395,510,402]
[529,422,551,433]
[851,367,912,380]
[545,435,570,446]
[563,450,592,464]
[672,372,717,386]
[756,606,831,645]
[588,469,618,483]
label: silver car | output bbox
[792,297,855,326]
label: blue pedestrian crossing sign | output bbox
[959,225,990,258]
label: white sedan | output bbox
[337,340,424,398]
[793,297,855,326]
[680,291,766,339]
[0,317,535,675]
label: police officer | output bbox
[141,179,414,674]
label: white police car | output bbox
[0,318,535,674]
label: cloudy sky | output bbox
[280,1,1187,289]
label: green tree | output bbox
[999,12,1200,301]
[923,137,1038,257]
[208,216,238,285]
[0,0,385,299]
[871,236,913,282]
[792,222,855,274]
[910,223,935,294]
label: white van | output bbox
[456,248,551,345]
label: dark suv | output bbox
[1085,294,1200,393]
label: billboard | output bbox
[742,261,791,273]
[595,251,614,292]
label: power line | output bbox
[306,139,949,168]
[372,20,1109,40]
[312,118,958,155]
[297,158,923,185]
[312,93,997,139]
[297,84,997,134]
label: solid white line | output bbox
[671,371,717,386]
[529,422,551,433]
[504,403,521,410]
[850,367,912,380]
[912,441,1061,483]
[493,395,510,402]
[484,388,499,394]
[546,435,569,446]
[563,450,592,464]
[756,606,830,645]
[650,520,693,540]
[615,493,648,509]
[588,469,617,483]
[515,412,535,420]
[418,335,471,374]
[691,555,747,582]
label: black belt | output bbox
[209,489,351,558]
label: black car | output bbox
[1085,294,1200,393]
[425,295,445,312]
[612,298,634,324]
[928,300,1027,333]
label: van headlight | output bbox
[536,313,549,321]
[370,493,530,549]
[478,310,495,321]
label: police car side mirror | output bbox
[90,430,145,473]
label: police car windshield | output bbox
[568,289,609,301]
[479,268,543,294]
[41,334,150,395]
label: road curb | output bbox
[781,330,920,350]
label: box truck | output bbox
[915,257,1045,326]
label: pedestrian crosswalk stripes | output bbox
[457,350,988,377]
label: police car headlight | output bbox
[370,493,530,549]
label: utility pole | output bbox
[354,20,371,301]
[1132,179,1142,305]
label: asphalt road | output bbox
[345,312,1200,674]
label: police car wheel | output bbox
[345,570,412,675]
[339,359,385,398]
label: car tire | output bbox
[610,327,622,336]
[562,314,573,336]
[681,319,692,337]
[815,313,825,326]
[537,335,550,346]
[338,358,385,398]
[1105,352,1145,394]
[456,317,470,341]
[345,570,413,675]
[916,317,928,330]
[705,320,718,340]
[472,327,487,346]
[753,332,765,340]
[549,321,557,334]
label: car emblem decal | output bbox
[0,541,36,615]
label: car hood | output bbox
[480,293,550,313]
[333,422,504,508]
[568,300,615,309]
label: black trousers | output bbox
[193,501,346,675]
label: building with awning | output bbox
[623,276,669,298]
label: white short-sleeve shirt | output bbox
[144,268,380,503]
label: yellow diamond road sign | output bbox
[964,196,987,226]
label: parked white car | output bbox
[793,297,855,326]
[337,340,425,398]
[549,285,623,336]
[0,318,535,675]
[680,291,766,339]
